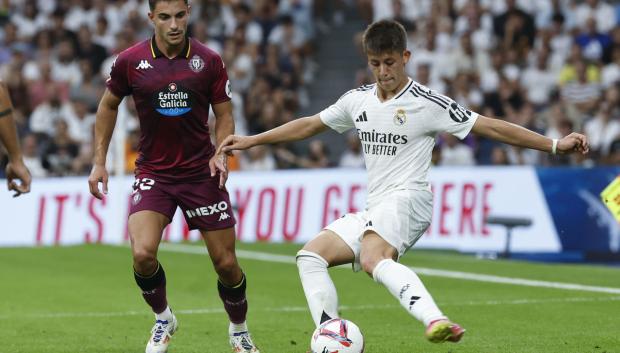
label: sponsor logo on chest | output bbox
[153,82,193,117]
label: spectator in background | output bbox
[583,102,620,158]
[0,23,21,65]
[277,139,331,168]
[601,47,620,88]
[520,49,558,108]
[575,0,616,34]
[561,60,601,120]
[11,0,47,40]
[92,16,115,52]
[49,8,77,47]
[240,145,277,171]
[558,44,600,85]
[493,0,536,52]
[29,83,74,138]
[575,17,611,62]
[490,146,511,165]
[26,60,70,108]
[51,39,82,86]
[339,131,365,168]
[415,62,445,94]
[71,59,104,111]
[438,133,475,166]
[604,137,620,165]
[76,25,107,74]
[20,133,46,177]
[65,98,95,144]
[42,119,79,176]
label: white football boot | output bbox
[229,331,260,353]
[145,314,178,353]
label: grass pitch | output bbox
[1,242,619,353]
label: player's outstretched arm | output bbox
[471,115,589,155]
[0,81,31,197]
[217,114,328,155]
[88,89,122,200]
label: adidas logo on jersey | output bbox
[136,60,153,70]
[356,111,368,122]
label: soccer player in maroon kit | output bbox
[87,1,259,352]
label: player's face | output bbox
[367,50,411,93]
[149,0,190,47]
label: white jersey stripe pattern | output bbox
[319,78,479,208]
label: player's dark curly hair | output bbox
[149,0,189,11]
[362,20,407,54]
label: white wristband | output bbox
[551,139,558,155]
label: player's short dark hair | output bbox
[362,20,407,55]
[149,0,189,11]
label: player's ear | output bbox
[402,50,411,64]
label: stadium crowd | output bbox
[0,0,619,178]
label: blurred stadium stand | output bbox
[1,0,620,178]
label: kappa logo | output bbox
[185,201,229,219]
[136,60,153,70]
[218,212,230,221]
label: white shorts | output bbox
[324,189,433,271]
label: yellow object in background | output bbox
[601,176,620,222]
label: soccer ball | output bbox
[310,318,364,353]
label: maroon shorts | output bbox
[129,174,236,231]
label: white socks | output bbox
[372,259,446,327]
[229,321,248,335]
[155,306,173,321]
[296,250,339,327]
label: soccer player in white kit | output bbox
[218,20,589,344]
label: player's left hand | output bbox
[209,153,228,189]
[5,159,31,197]
[557,133,589,155]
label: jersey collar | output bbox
[150,35,191,59]
[375,77,413,103]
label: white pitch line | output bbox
[2,297,620,320]
[160,243,620,295]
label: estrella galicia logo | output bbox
[153,82,192,117]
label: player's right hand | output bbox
[5,159,31,197]
[88,164,109,200]
[557,132,589,155]
[217,135,255,155]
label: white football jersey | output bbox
[320,78,479,207]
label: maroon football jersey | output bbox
[106,36,231,182]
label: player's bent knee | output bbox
[296,250,329,272]
[212,255,239,277]
[132,249,157,273]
